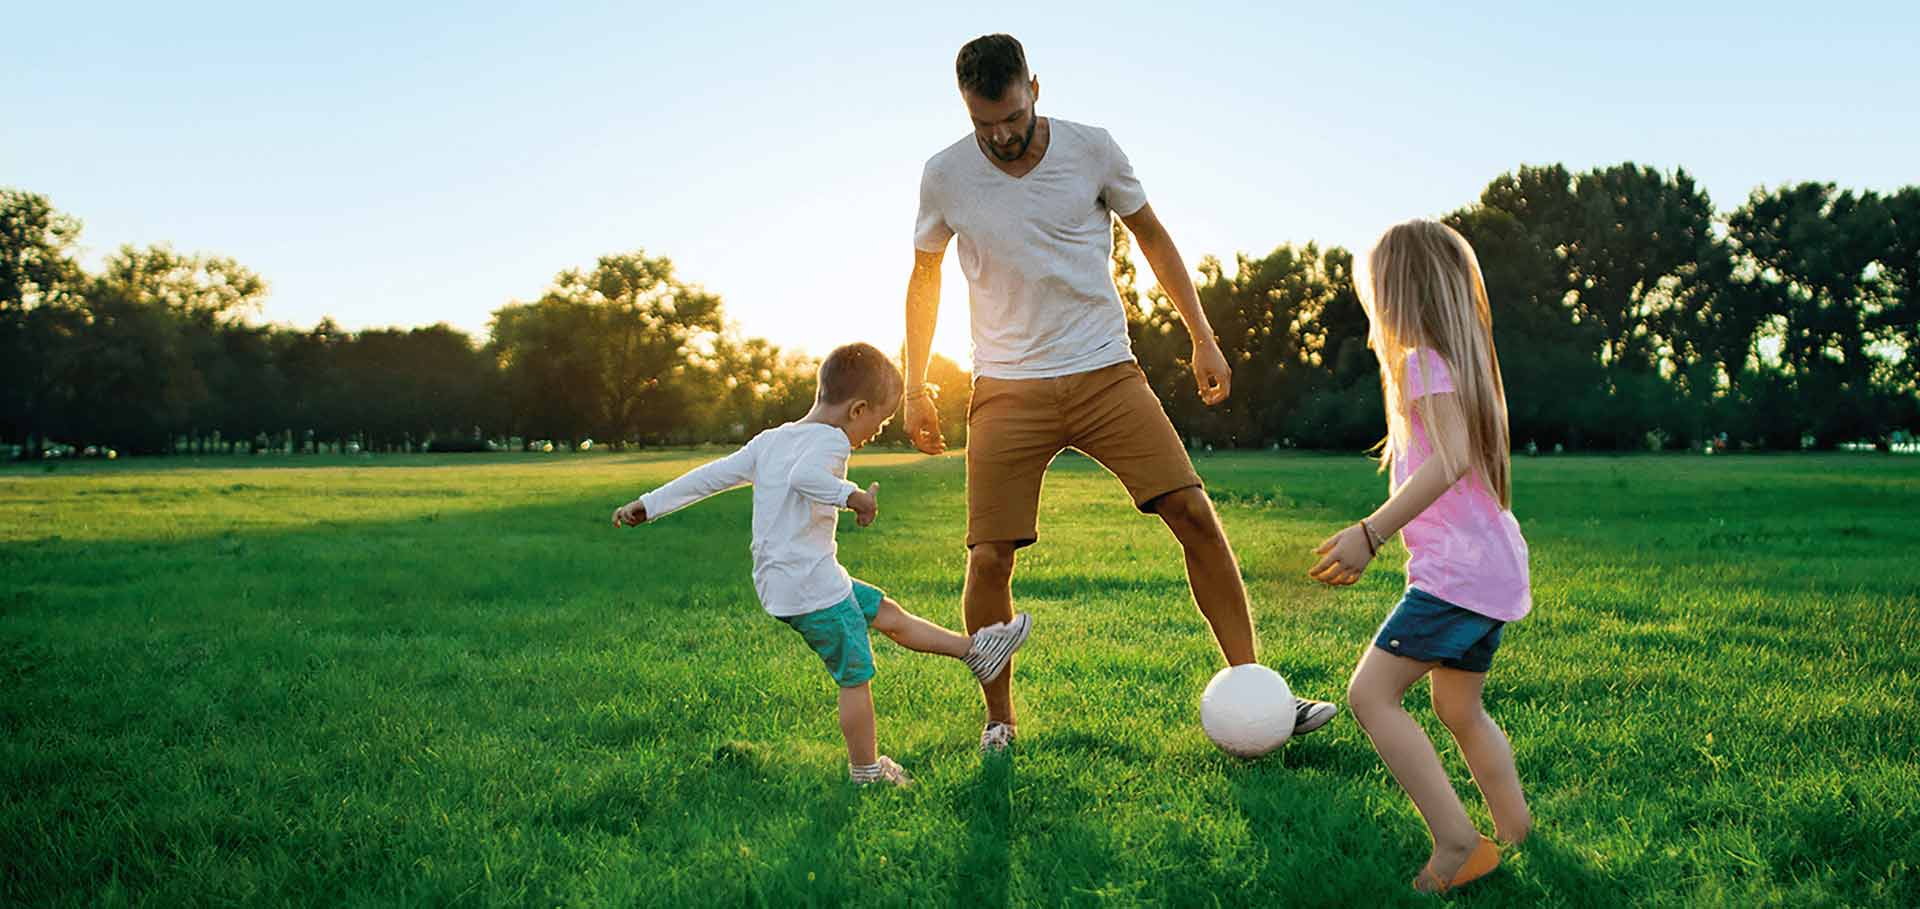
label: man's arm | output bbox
[903,246,948,454]
[1121,202,1231,405]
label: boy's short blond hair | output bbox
[817,343,904,407]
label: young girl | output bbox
[1308,219,1533,893]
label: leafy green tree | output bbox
[1283,246,1380,450]
[490,251,723,445]
[195,321,287,451]
[489,298,602,445]
[1728,184,1891,445]
[0,189,87,455]
[1563,164,1719,376]
[72,245,271,452]
[1876,187,1920,390]
[96,244,267,323]
[1449,164,1719,449]
[707,335,816,442]
[271,319,348,450]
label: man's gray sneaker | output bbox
[979,720,1017,753]
[1293,697,1339,736]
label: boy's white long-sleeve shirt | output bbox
[638,422,861,617]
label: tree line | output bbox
[3,163,1915,459]
[1,189,835,457]
[1126,164,1917,452]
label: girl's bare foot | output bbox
[1413,835,1500,893]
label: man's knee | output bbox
[967,542,1017,585]
[1154,487,1222,541]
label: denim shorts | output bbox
[1373,587,1505,673]
[781,579,885,687]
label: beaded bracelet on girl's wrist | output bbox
[1359,518,1386,556]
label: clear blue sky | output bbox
[7,1,1916,364]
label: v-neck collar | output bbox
[976,117,1053,182]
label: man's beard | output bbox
[987,113,1038,162]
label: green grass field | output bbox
[3,450,1917,907]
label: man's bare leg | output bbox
[1153,485,1340,733]
[1151,486,1256,664]
[963,541,1019,726]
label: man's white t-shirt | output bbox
[638,422,860,618]
[914,117,1149,380]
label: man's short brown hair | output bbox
[956,34,1028,100]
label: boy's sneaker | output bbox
[979,720,1016,754]
[1293,697,1340,736]
[851,755,912,787]
[963,613,1033,685]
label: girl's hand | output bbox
[1308,524,1374,586]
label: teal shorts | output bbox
[781,579,886,687]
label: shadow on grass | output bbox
[953,753,1012,908]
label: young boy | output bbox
[612,342,1032,786]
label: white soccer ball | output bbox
[1200,664,1295,758]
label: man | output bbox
[903,33,1338,752]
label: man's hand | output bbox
[1308,524,1374,586]
[1193,339,1232,405]
[847,482,880,527]
[904,389,945,455]
[612,499,648,528]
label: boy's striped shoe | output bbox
[963,613,1032,685]
[850,755,912,787]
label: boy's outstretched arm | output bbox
[613,441,758,528]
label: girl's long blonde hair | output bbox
[1356,219,1512,508]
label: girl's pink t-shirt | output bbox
[1390,349,1532,622]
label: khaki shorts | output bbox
[966,361,1203,548]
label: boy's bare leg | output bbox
[963,542,1019,725]
[1348,647,1482,882]
[839,682,877,766]
[873,597,971,658]
[1432,667,1532,844]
